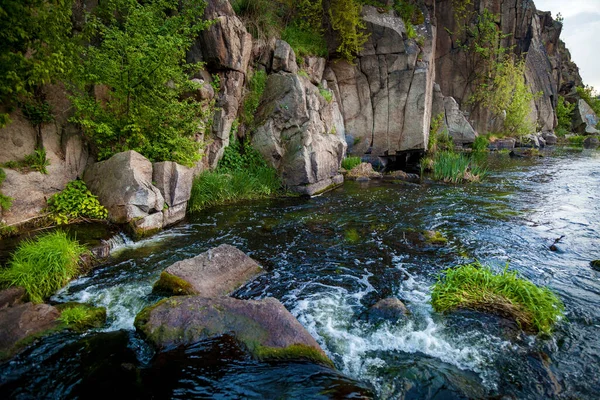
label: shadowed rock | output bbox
[367,298,410,323]
[153,244,262,296]
[134,296,333,367]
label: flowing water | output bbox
[1,148,600,399]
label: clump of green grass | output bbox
[58,304,106,331]
[472,135,489,152]
[282,24,328,58]
[431,262,565,334]
[0,167,13,212]
[0,231,88,303]
[427,151,487,183]
[318,85,333,103]
[241,70,268,130]
[341,156,362,170]
[2,148,50,174]
[566,135,586,146]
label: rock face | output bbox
[252,73,347,195]
[134,296,332,366]
[573,99,599,135]
[153,244,262,296]
[326,5,436,156]
[442,97,477,145]
[0,302,60,359]
[272,40,298,74]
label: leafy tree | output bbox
[0,0,75,127]
[70,0,214,166]
[327,0,369,62]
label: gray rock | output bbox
[134,296,333,366]
[0,287,26,310]
[272,40,298,74]
[443,97,477,145]
[583,136,600,149]
[153,244,262,296]
[492,138,516,150]
[292,174,344,196]
[129,212,164,239]
[153,162,193,207]
[346,163,383,181]
[252,73,347,193]
[591,260,600,271]
[0,302,60,360]
[188,78,215,101]
[573,99,599,135]
[542,131,558,145]
[368,298,410,322]
[303,56,326,85]
[84,151,165,224]
[163,202,187,227]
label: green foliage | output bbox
[567,135,586,146]
[428,113,453,153]
[472,135,490,152]
[344,228,360,243]
[393,0,424,38]
[319,85,333,103]
[341,156,362,170]
[282,24,328,58]
[0,231,87,303]
[20,99,54,126]
[188,137,282,212]
[241,71,268,130]
[231,0,293,39]
[428,151,487,183]
[575,86,600,116]
[0,168,13,212]
[556,95,575,133]
[431,262,565,334]
[46,180,108,225]
[296,0,324,32]
[70,0,213,166]
[328,0,369,62]
[23,148,50,174]
[58,304,106,331]
[59,306,90,325]
[0,0,76,127]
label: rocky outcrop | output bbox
[84,150,192,237]
[572,99,599,135]
[134,296,333,366]
[272,40,298,74]
[252,73,347,195]
[188,0,252,170]
[153,244,263,296]
[327,5,436,156]
[0,84,91,227]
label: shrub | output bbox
[0,231,88,303]
[231,0,292,39]
[428,113,453,153]
[472,135,489,152]
[70,0,213,167]
[328,0,369,62]
[319,85,333,103]
[46,180,108,225]
[567,135,585,146]
[556,95,575,133]
[23,148,50,174]
[0,168,13,212]
[241,70,268,130]
[431,262,565,334]
[281,25,328,58]
[341,156,362,170]
[429,151,487,183]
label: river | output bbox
[1,147,599,399]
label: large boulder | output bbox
[152,162,193,207]
[0,302,60,360]
[573,99,599,135]
[443,97,477,145]
[84,151,164,224]
[134,296,333,367]
[252,73,347,195]
[272,40,298,74]
[153,244,263,296]
[327,5,436,156]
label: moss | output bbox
[253,343,335,368]
[56,302,107,332]
[152,271,196,296]
[424,230,448,245]
[134,298,169,332]
[344,228,361,243]
[311,181,343,196]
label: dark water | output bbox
[1,148,599,399]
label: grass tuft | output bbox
[431,262,565,334]
[0,231,88,303]
[282,24,328,58]
[341,156,362,170]
[425,151,487,183]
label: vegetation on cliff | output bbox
[0,231,88,303]
[431,262,565,335]
[46,180,108,225]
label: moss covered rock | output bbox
[56,302,107,332]
[134,296,333,367]
[152,244,263,296]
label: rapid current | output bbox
[1,147,599,399]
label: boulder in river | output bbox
[152,244,262,296]
[134,296,333,367]
[590,260,600,271]
[345,162,382,181]
[583,136,599,149]
[367,298,410,323]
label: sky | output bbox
[535,0,600,92]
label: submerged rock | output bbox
[367,298,410,323]
[134,296,333,367]
[153,244,262,296]
[590,260,600,271]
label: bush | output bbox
[2,148,51,174]
[241,70,268,130]
[341,156,362,170]
[472,135,489,152]
[70,0,213,166]
[281,25,328,58]
[231,0,292,39]
[428,151,487,183]
[0,231,88,303]
[567,135,586,146]
[556,95,575,133]
[328,0,369,62]
[46,180,108,225]
[431,262,565,334]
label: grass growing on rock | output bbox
[57,303,107,331]
[426,151,487,183]
[0,231,88,303]
[341,156,362,170]
[431,262,565,334]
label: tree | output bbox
[70,0,214,166]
